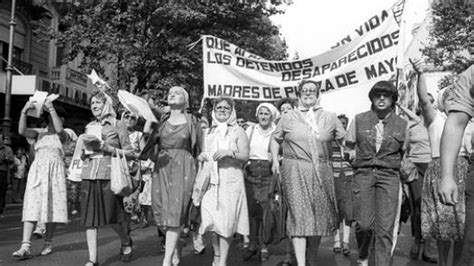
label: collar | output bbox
[370,109,394,124]
[99,115,115,126]
[298,105,322,112]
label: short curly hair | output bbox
[276,98,297,111]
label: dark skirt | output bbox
[80,179,127,227]
[245,160,274,207]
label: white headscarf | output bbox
[206,101,237,193]
[255,103,280,124]
[298,98,321,138]
[211,105,237,139]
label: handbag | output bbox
[400,153,418,184]
[262,174,288,245]
[110,149,133,196]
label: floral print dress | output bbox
[22,129,67,223]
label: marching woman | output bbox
[270,80,345,266]
[13,99,68,258]
[243,103,279,262]
[80,90,134,266]
[414,63,472,266]
[141,86,202,266]
[199,97,250,266]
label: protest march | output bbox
[0,0,472,266]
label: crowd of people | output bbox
[0,62,473,266]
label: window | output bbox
[1,41,23,72]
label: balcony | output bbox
[12,58,33,75]
[1,58,33,75]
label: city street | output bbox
[0,204,436,266]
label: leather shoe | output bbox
[422,254,437,264]
[409,240,420,259]
[242,249,257,261]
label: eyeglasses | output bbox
[215,106,231,111]
[124,115,137,120]
[300,88,319,94]
[373,92,393,99]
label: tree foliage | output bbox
[45,1,287,113]
[421,1,472,74]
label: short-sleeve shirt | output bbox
[273,108,345,161]
[446,65,474,117]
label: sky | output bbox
[272,0,430,58]
[270,0,431,119]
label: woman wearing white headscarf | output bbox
[198,97,250,266]
[140,86,202,266]
[270,80,345,266]
[243,103,279,262]
[79,90,134,266]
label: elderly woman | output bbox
[120,111,149,224]
[80,91,134,266]
[243,103,280,262]
[12,99,67,259]
[141,86,202,266]
[270,80,345,266]
[198,97,250,266]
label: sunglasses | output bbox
[373,92,393,99]
[124,115,137,120]
[300,88,319,94]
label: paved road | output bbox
[0,204,436,266]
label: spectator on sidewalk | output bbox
[11,148,27,204]
[0,134,14,219]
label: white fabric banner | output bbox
[202,0,405,102]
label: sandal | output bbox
[12,242,32,259]
[40,241,53,256]
[333,240,342,253]
[120,238,133,262]
[260,249,270,261]
[342,242,351,256]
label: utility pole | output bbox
[2,0,16,139]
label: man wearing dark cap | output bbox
[345,81,407,266]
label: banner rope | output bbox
[187,36,204,51]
